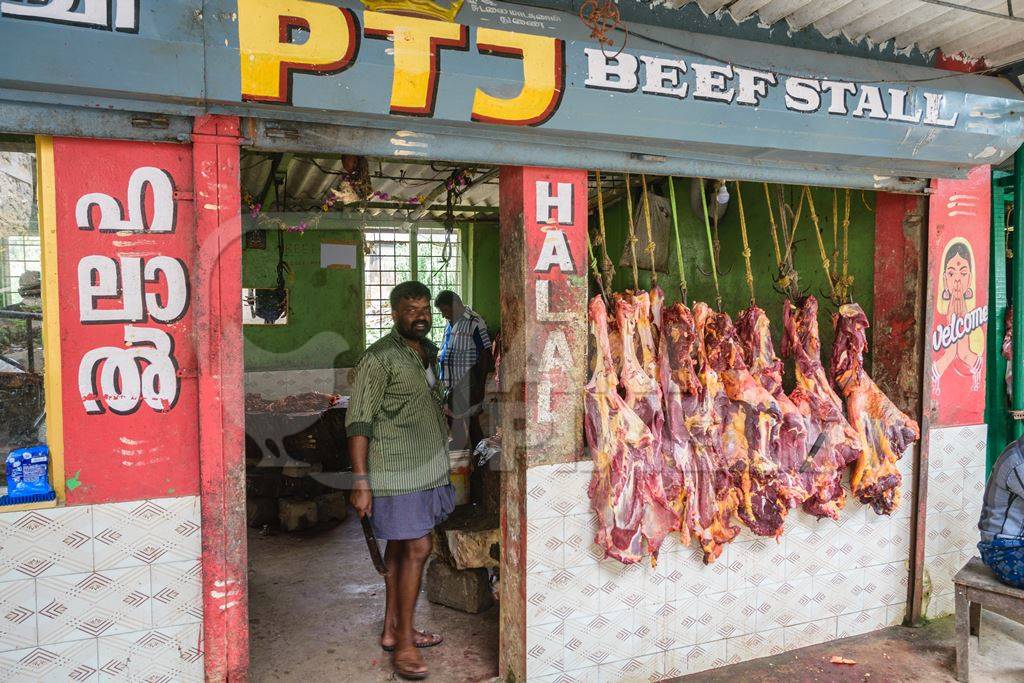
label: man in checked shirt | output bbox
[434,290,492,451]
[978,435,1024,589]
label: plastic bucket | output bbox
[449,449,472,505]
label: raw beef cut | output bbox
[736,306,811,511]
[691,302,742,561]
[831,303,920,515]
[586,295,676,564]
[701,307,786,538]
[659,301,721,554]
[614,290,664,455]
[781,296,861,520]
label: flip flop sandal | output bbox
[392,656,429,680]
[393,666,428,681]
[381,632,443,652]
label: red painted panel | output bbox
[927,165,991,426]
[191,115,248,682]
[51,138,199,504]
[872,192,923,414]
[520,166,588,431]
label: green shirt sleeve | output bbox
[346,353,388,439]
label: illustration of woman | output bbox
[932,238,985,394]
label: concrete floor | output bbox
[684,610,1024,682]
[247,515,499,683]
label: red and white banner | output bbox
[51,138,199,504]
[927,165,990,427]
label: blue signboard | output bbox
[0,0,1021,183]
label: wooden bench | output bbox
[954,556,1024,682]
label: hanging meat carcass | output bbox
[689,302,742,561]
[781,296,862,520]
[615,290,664,451]
[701,306,788,538]
[659,301,726,557]
[586,295,676,564]
[736,306,811,512]
[831,303,920,515]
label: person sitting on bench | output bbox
[978,435,1024,589]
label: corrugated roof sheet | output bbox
[671,0,1024,68]
[240,156,500,221]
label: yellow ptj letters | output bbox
[238,0,564,126]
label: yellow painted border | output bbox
[35,136,65,502]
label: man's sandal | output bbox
[381,631,443,652]
[392,652,429,680]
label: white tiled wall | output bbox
[0,496,203,681]
[525,455,914,681]
[923,424,986,619]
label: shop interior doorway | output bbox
[238,151,501,681]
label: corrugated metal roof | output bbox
[240,156,500,221]
[672,0,1024,68]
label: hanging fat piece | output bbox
[659,301,722,555]
[701,307,787,538]
[831,303,920,515]
[736,306,812,511]
[585,296,676,565]
[781,296,862,519]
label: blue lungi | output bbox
[978,538,1024,589]
[370,484,456,541]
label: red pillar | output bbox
[193,115,247,681]
[498,166,588,679]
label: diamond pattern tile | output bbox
[0,506,93,581]
[0,498,203,678]
[151,560,203,626]
[526,462,594,521]
[783,617,837,649]
[837,606,889,639]
[37,567,151,644]
[600,652,664,682]
[0,639,98,681]
[526,620,565,677]
[0,579,38,652]
[93,498,201,570]
[522,433,925,679]
[563,608,637,670]
[662,639,727,677]
[526,516,565,574]
[725,627,784,664]
[97,622,203,682]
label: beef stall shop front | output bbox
[0,0,1021,680]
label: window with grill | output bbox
[363,227,461,347]
[1,235,41,307]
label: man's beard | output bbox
[397,319,430,339]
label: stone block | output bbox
[425,559,493,614]
[247,496,278,528]
[278,498,317,532]
[316,491,348,525]
[444,528,500,570]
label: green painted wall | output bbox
[243,217,364,371]
[470,222,501,334]
[243,217,500,371]
[599,180,875,362]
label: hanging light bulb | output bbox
[716,182,730,205]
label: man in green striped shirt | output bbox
[347,281,455,680]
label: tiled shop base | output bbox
[924,424,986,619]
[525,455,914,680]
[0,497,203,681]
